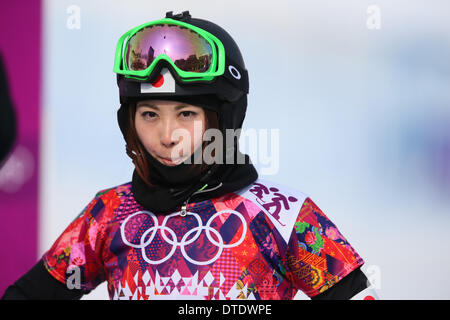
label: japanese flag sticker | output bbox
[141,68,176,93]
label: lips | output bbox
[157,155,182,166]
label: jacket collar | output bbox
[131,153,258,214]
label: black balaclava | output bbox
[143,144,206,187]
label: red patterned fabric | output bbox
[42,179,364,299]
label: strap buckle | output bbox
[165,11,191,22]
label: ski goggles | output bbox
[113,18,226,82]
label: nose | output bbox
[160,118,179,148]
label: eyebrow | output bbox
[137,103,192,111]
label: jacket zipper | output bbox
[180,182,223,217]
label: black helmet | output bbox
[117,11,250,141]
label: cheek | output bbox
[187,119,205,149]
[135,121,157,151]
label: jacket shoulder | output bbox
[235,178,310,243]
[236,178,310,201]
[82,182,133,219]
[94,181,133,200]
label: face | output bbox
[135,99,206,167]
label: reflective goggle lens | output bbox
[125,24,213,73]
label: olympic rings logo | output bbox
[120,210,247,266]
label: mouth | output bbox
[157,155,183,166]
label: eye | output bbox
[180,111,197,118]
[141,111,157,119]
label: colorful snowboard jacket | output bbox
[42,178,364,300]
